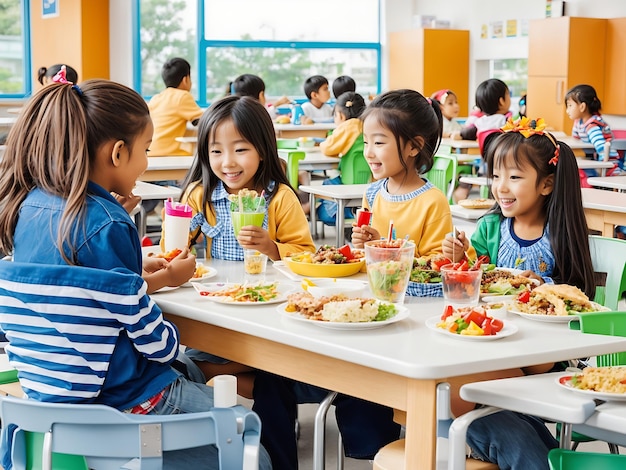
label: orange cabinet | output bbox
[604,18,626,115]
[389,29,470,116]
[527,17,606,133]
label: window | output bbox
[0,0,31,97]
[137,0,381,106]
[491,58,528,114]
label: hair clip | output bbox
[345,100,353,108]
[51,65,72,85]
[501,117,560,165]
[432,89,450,105]
[426,97,432,105]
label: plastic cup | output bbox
[356,209,373,227]
[244,250,268,275]
[232,211,265,237]
[441,264,482,307]
[164,201,192,252]
[364,240,415,304]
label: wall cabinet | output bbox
[388,29,470,116]
[604,18,626,116]
[527,17,606,133]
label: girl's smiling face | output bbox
[565,98,586,121]
[491,153,553,220]
[362,116,409,182]
[208,118,260,194]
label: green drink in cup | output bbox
[364,239,415,304]
[229,189,266,237]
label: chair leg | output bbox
[337,432,344,470]
[609,442,620,454]
[313,391,338,470]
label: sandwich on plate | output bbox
[513,283,602,316]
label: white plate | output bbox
[278,303,409,330]
[182,265,218,287]
[153,285,180,293]
[192,282,290,305]
[508,302,610,323]
[556,374,626,402]
[424,315,518,341]
[481,295,516,303]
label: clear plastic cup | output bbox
[232,212,265,238]
[244,250,268,275]
[364,240,415,304]
[441,264,482,307]
[164,201,192,252]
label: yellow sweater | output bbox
[319,118,362,157]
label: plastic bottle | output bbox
[291,104,304,125]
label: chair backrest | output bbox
[276,138,299,149]
[589,235,626,311]
[0,396,261,470]
[277,149,306,188]
[570,312,626,367]
[339,134,371,185]
[424,153,457,203]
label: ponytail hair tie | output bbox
[52,65,72,84]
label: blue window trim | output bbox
[133,0,381,107]
[1,0,32,99]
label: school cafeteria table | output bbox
[274,123,335,139]
[139,156,194,182]
[277,147,339,173]
[587,176,626,192]
[449,204,489,221]
[150,258,626,470]
[581,187,626,237]
[299,183,369,246]
[131,181,182,237]
[440,136,595,157]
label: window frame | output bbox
[133,0,382,107]
[0,0,32,99]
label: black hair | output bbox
[334,92,366,120]
[304,75,328,99]
[360,89,442,175]
[565,84,602,114]
[37,64,78,85]
[161,57,191,88]
[485,131,596,298]
[232,74,265,99]
[332,75,356,99]
[475,78,509,115]
[180,95,293,219]
[518,94,527,118]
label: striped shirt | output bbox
[0,262,179,409]
[572,115,618,159]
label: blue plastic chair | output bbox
[0,395,261,470]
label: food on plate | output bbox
[193,264,210,278]
[436,305,505,336]
[567,367,626,394]
[511,283,598,316]
[199,282,279,302]
[410,254,451,283]
[481,268,535,295]
[285,292,397,323]
[149,248,182,262]
[275,116,291,124]
[367,258,412,302]
[458,199,495,210]
[228,188,266,212]
[289,244,364,265]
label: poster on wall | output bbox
[42,0,59,19]
[506,20,517,37]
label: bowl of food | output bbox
[283,245,365,278]
[304,279,367,298]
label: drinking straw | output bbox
[387,220,394,241]
[399,234,410,249]
[255,190,266,212]
[239,192,243,212]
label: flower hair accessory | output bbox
[501,117,560,165]
[345,100,353,108]
[52,65,72,84]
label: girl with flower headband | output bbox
[442,117,596,469]
[430,89,462,138]
[317,91,367,225]
[0,79,274,469]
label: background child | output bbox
[431,88,462,138]
[300,74,333,124]
[231,73,291,120]
[351,88,453,256]
[565,84,620,170]
[37,63,78,86]
[148,57,204,157]
[331,74,356,99]
[171,94,314,262]
[317,91,367,226]
[0,79,271,469]
[442,119,596,469]
[454,78,511,201]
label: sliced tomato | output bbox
[482,317,493,335]
[457,260,469,271]
[518,291,531,303]
[338,244,354,260]
[472,255,490,270]
[491,318,504,333]
[433,257,452,271]
[463,309,486,328]
[441,305,455,320]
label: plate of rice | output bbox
[278,293,409,330]
[557,367,626,401]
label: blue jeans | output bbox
[252,371,400,469]
[316,176,355,226]
[466,410,558,470]
[151,374,273,470]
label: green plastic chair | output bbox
[548,449,626,470]
[589,235,626,311]
[424,153,457,203]
[338,134,371,185]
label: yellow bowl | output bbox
[283,257,365,278]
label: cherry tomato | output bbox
[518,291,531,303]
[491,318,504,333]
[338,244,354,260]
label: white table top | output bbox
[439,137,595,152]
[587,176,626,191]
[0,116,17,126]
[449,204,489,221]
[146,156,195,171]
[151,259,626,380]
[440,138,478,150]
[298,183,369,201]
[133,181,181,201]
[576,159,615,171]
[274,123,335,132]
[581,187,626,214]
[575,402,626,447]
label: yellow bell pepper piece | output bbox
[460,321,484,336]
